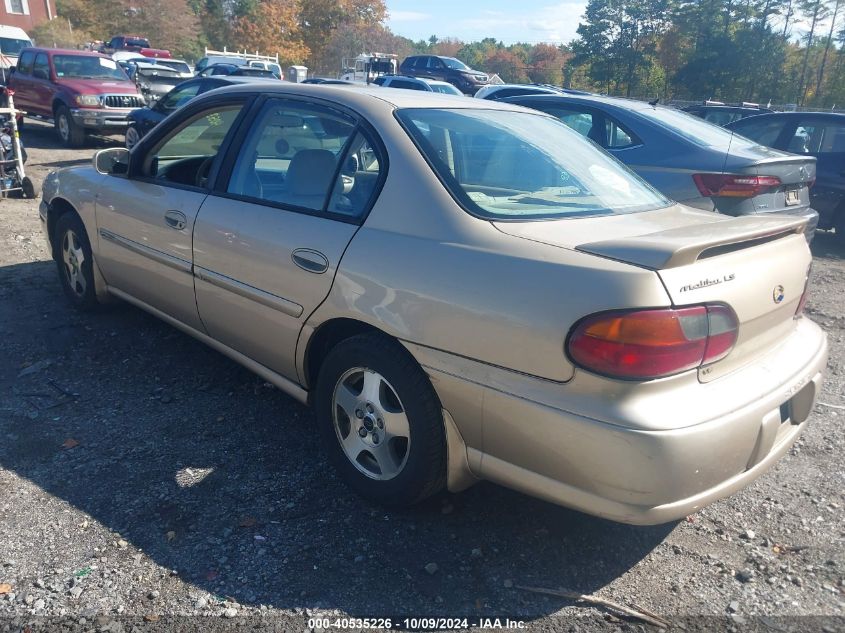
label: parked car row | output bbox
[4,39,841,243]
[40,83,827,525]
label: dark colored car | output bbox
[128,61,186,105]
[124,76,277,149]
[101,35,171,59]
[398,55,488,94]
[301,78,354,85]
[505,93,818,239]
[197,63,277,79]
[9,47,144,147]
[727,112,845,242]
[683,103,774,126]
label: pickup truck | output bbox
[101,35,171,59]
[9,47,145,147]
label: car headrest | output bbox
[275,138,290,156]
[286,149,336,196]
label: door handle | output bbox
[292,248,329,274]
[164,210,187,230]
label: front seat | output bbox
[284,149,337,209]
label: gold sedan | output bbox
[39,84,827,524]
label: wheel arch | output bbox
[302,317,381,395]
[47,196,110,301]
[46,196,80,259]
[303,316,478,495]
[52,97,70,117]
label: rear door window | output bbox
[226,99,357,213]
[786,120,845,154]
[604,116,639,148]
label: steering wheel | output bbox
[195,157,215,188]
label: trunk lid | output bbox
[723,137,817,214]
[494,206,812,381]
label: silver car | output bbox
[40,84,827,524]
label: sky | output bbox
[384,0,588,46]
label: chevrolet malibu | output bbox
[40,84,828,525]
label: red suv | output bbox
[9,47,145,147]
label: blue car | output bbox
[727,111,845,244]
[501,93,818,237]
[125,76,276,149]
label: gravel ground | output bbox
[0,120,844,632]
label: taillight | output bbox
[693,173,781,198]
[567,304,738,380]
[795,264,812,317]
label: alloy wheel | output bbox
[332,367,410,480]
[61,228,87,298]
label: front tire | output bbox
[314,333,446,506]
[125,125,140,150]
[55,106,85,148]
[54,213,100,311]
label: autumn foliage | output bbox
[231,0,310,65]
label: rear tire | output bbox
[314,333,446,506]
[54,213,100,311]
[55,106,85,148]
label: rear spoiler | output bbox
[577,214,807,270]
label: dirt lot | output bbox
[0,120,844,632]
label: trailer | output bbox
[340,53,398,84]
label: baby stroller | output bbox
[0,87,35,199]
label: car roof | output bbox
[502,92,656,112]
[200,82,532,115]
[0,25,29,38]
[735,111,845,118]
[23,47,109,57]
[686,104,770,111]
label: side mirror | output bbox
[93,147,130,175]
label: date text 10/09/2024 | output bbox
[306,618,527,629]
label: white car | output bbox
[474,83,592,100]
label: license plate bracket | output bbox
[785,188,800,206]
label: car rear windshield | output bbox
[126,38,150,48]
[397,108,670,220]
[54,55,128,80]
[637,106,739,149]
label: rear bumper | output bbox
[70,108,133,130]
[411,317,828,525]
